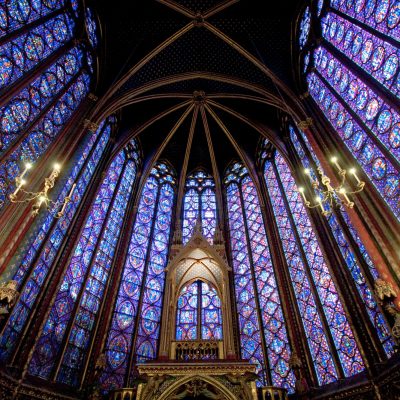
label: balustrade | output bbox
[171,340,223,360]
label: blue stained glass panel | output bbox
[28,151,127,380]
[330,0,400,43]
[0,122,110,363]
[307,72,399,220]
[135,180,174,363]
[0,13,75,90]
[314,46,400,160]
[321,13,400,99]
[100,175,158,391]
[226,179,267,385]
[0,0,66,38]
[264,158,338,385]
[289,125,395,356]
[0,46,83,156]
[57,157,137,386]
[0,71,91,212]
[273,153,364,377]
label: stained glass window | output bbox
[0,3,97,213]
[175,280,223,341]
[262,148,365,384]
[0,0,67,38]
[0,13,75,90]
[225,163,295,391]
[304,1,400,222]
[100,162,176,391]
[0,71,91,212]
[0,120,112,364]
[330,0,400,43]
[182,170,216,244]
[299,6,311,49]
[85,8,98,48]
[289,125,395,356]
[28,141,140,385]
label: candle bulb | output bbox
[20,162,32,179]
[315,196,325,212]
[349,168,361,184]
[331,156,342,172]
[68,183,76,198]
[57,183,76,218]
[10,178,26,199]
[339,188,352,205]
[298,187,308,203]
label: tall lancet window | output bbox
[288,125,394,356]
[225,163,295,392]
[175,280,223,341]
[262,147,364,385]
[28,140,140,387]
[182,170,217,244]
[0,118,114,364]
[100,162,175,391]
[300,0,400,220]
[0,1,97,212]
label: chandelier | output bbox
[298,157,365,216]
[9,162,75,218]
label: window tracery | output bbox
[182,170,216,244]
[175,280,223,341]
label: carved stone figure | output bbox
[169,379,224,400]
[0,281,18,319]
[140,374,170,400]
[225,372,257,400]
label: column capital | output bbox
[297,117,313,130]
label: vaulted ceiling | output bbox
[90,0,305,177]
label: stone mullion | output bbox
[174,104,197,234]
[13,139,114,373]
[272,159,345,379]
[256,167,318,387]
[286,139,385,373]
[237,180,272,386]
[197,281,202,340]
[125,183,162,385]
[81,166,143,389]
[301,97,400,294]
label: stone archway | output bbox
[159,375,237,400]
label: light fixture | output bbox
[9,162,76,218]
[298,157,365,216]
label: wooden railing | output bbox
[171,340,224,360]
